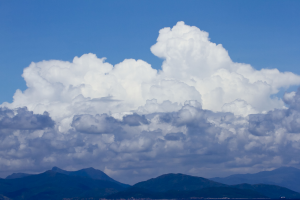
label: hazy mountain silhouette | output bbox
[109,173,300,199]
[5,173,30,179]
[2,167,300,199]
[51,166,129,187]
[5,166,129,188]
[133,173,226,192]
[51,166,113,181]
[0,170,127,200]
[211,166,300,192]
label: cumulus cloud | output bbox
[151,22,300,112]
[71,114,121,134]
[0,107,54,130]
[1,21,300,184]
[2,96,300,184]
[3,21,300,130]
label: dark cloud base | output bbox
[2,89,300,184]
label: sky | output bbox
[1,0,300,184]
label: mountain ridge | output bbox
[5,173,30,179]
[2,166,300,199]
[109,172,300,199]
[0,170,127,200]
[133,173,226,192]
[5,166,130,188]
[210,166,300,193]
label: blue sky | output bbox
[1,0,300,103]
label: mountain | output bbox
[133,173,226,192]
[51,167,129,187]
[2,168,300,199]
[121,173,300,199]
[0,170,127,200]
[51,166,114,181]
[107,186,267,199]
[211,166,300,192]
[232,183,300,199]
[4,167,130,188]
[5,173,30,179]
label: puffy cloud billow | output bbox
[1,22,300,184]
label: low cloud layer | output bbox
[1,22,300,184]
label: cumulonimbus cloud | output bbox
[3,21,300,130]
[1,21,300,184]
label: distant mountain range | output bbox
[107,174,266,199]
[211,166,300,193]
[108,173,300,199]
[6,166,127,184]
[0,167,129,200]
[1,166,300,200]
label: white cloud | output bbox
[222,99,258,116]
[3,21,300,129]
[1,21,300,184]
[151,21,300,112]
